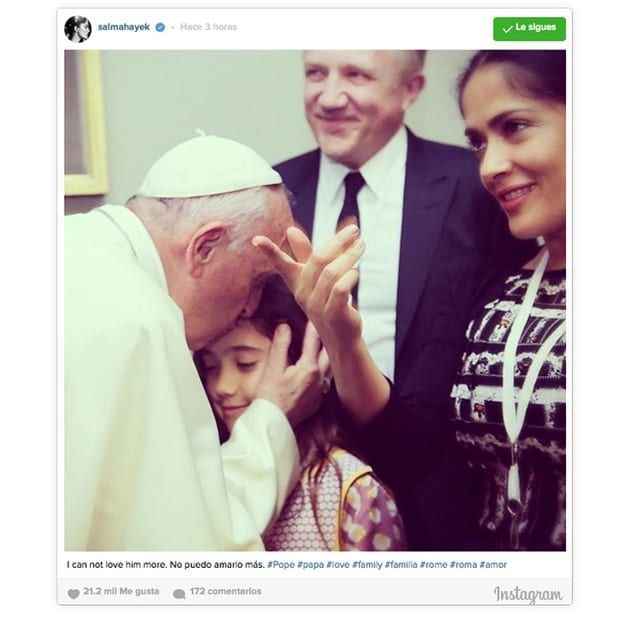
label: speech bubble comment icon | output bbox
[173,589,186,599]
[68,589,80,599]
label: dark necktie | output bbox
[336,171,365,306]
[337,171,365,232]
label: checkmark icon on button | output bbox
[502,25,514,33]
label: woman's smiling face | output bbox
[461,62,566,243]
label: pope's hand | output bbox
[255,321,330,427]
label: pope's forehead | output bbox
[265,189,293,230]
[238,238,279,278]
[229,187,292,273]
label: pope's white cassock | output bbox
[64,204,300,551]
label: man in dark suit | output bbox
[275,50,530,549]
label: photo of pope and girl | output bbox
[65,48,566,552]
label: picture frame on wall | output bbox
[64,50,108,196]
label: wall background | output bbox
[65,50,474,213]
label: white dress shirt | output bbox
[312,127,407,380]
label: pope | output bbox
[64,135,327,551]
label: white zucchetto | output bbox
[137,134,282,198]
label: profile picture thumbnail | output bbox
[65,16,92,43]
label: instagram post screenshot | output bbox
[58,6,571,606]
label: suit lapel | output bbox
[395,131,457,359]
[288,150,320,239]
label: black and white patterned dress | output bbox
[450,269,566,550]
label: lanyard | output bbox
[501,249,566,521]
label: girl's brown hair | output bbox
[196,275,354,547]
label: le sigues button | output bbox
[494,17,566,41]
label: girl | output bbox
[197,276,406,551]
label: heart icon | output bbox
[68,589,80,600]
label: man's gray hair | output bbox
[395,50,426,75]
[128,185,277,254]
